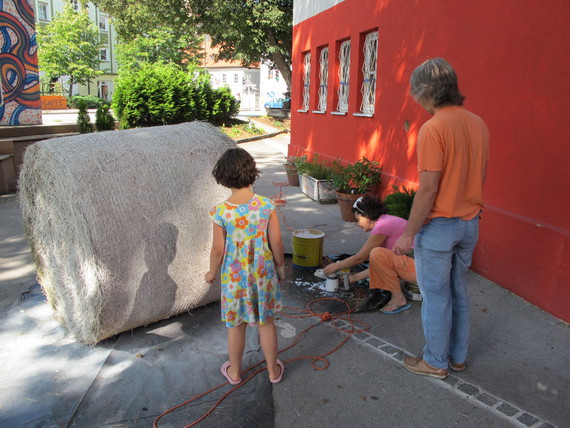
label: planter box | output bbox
[299,173,337,204]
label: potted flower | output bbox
[284,155,300,186]
[332,157,383,221]
[296,154,337,203]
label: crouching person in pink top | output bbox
[324,195,416,313]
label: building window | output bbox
[38,2,49,21]
[302,52,311,111]
[360,31,378,115]
[69,0,79,11]
[317,47,329,112]
[99,48,108,61]
[99,14,108,32]
[222,74,226,84]
[337,40,351,113]
[234,73,239,84]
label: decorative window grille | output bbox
[337,40,351,113]
[317,47,329,112]
[360,32,378,115]
[302,52,311,111]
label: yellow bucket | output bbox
[292,229,324,268]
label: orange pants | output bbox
[369,247,417,292]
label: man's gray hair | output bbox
[410,57,465,107]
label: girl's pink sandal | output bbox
[269,359,285,384]
[221,361,241,385]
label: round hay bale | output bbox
[19,122,234,344]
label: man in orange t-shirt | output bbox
[394,58,489,379]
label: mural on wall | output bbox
[0,0,42,125]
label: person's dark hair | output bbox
[410,57,465,107]
[212,147,261,188]
[352,194,388,220]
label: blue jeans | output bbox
[414,216,479,369]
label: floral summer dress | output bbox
[209,194,282,327]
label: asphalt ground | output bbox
[0,125,568,427]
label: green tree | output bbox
[190,0,292,90]
[116,27,203,72]
[36,3,102,96]
[92,0,292,89]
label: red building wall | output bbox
[291,0,570,322]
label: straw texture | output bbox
[19,122,234,344]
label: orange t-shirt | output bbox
[417,106,489,220]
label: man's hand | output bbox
[393,234,414,256]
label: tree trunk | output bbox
[266,31,292,92]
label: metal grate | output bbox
[317,47,329,112]
[337,41,350,113]
[302,52,311,111]
[360,32,378,115]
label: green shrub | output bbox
[295,154,335,180]
[383,185,416,219]
[112,63,239,129]
[95,103,116,131]
[76,99,93,133]
[68,95,105,109]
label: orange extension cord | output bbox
[153,298,371,428]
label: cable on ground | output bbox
[153,298,370,427]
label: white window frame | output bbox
[38,2,49,21]
[99,14,108,32]
[234,73,239,84]
[301,52,311,112]
[222,74,226,84]
[336,40,351,114]
[99,47,108,62]
[315,47,328,113]
[70,0,79,11]
[359,31,378,116]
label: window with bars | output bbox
[302,52,311,111]
[317,47,329,112]
[360,31,378,115]
[337,40,351,113]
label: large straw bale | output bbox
[19,122,233,344]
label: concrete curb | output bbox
[236,130,288,144]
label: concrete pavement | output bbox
[0,129,568,427]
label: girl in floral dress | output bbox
[205,147,285,385]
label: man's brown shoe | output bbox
[449,360,466,372]
[403,356,448,379]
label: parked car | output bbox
[264,97,290,110]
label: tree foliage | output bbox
[36,3,102,96]
[189,0,292,89]
[112,63,238,129]
[116,27,203,72]
[92,0,292,89]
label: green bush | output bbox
[295,154,335,180]
[68,95,105,109]
[95,103,116,131]
[112,63,239,129]
[383,185,416,219]
[76,99,93,134]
